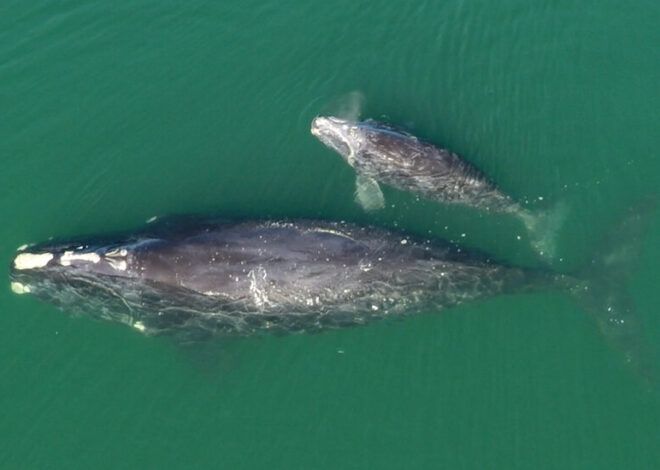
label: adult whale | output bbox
[311,116,565,258]
[8,207,655,383]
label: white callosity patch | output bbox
[311,117,358,165]
[10,281,31,294]
[109,260,127,271]
[13,252,54,270]
[60,251,101,266]
[104,248,128,271]
[132,321,146,332]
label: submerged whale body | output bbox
[10,218,554,338]
[311,116,565,258]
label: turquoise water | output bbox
[2,1,659,468]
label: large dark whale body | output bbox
[8,208,658,384]
[10,219,558,338]
[311,116,564,257]
[8,207,654,382]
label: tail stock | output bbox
[519,201,569,260]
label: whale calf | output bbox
[311,116,565,258]
[8,208,655,384]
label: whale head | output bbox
[311,116,361,165]
[8,238,150,332]
[311,116,421,177]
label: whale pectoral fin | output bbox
[354,174,385,211]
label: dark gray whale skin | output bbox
[9,218,558,338]
[311,116,517,212]
[8,209,658,387]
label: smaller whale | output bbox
[311,116,565,258]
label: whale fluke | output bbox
[569,197,657,388]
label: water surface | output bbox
[1,1,659,468]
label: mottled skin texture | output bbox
[311,116,520,213]
[9,219,554,338]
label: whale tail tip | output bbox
[569,196,657,389]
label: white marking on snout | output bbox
[132,321,146,332]
[10,281,31,294]
[107,260,127,271]
[104,248,128,270]
[13,252,54,270]
[60,251,100,266]
[105,248,128,258]
[313,117,358,166]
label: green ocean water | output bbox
[1,0,659,468]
